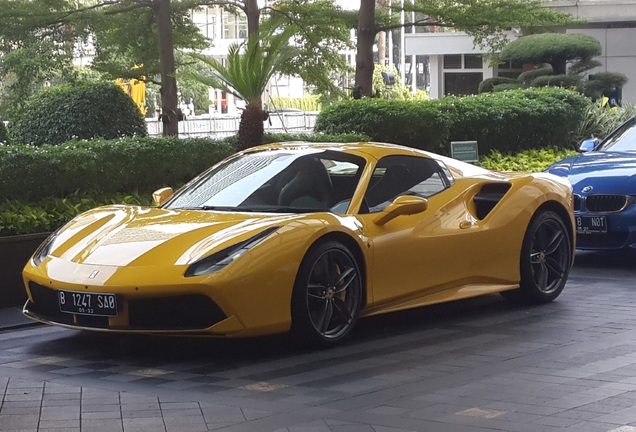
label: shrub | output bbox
[262,132,370,144]
[315,88,589,155]
[478,77,518,93]
[584,72,629,100]
[500,33,602,75]
[530,74,583,90]
[575,101,636,142]
[10,82,147,146]
[478,147,578,172]
[492,83,524,92]
[0,132,371,204]
[0,192,154,236]
[450,87,588,153]
[0,121,9,144]
[0,136,235,202]
[314,99,451,153]
[518,66,553,85]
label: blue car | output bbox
[547,116,636,251]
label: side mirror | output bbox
[373,195,428,226]
[579,137,600,153]
[152,187,174,206]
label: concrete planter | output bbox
[0,233,50,308]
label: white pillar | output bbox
[400,0,405,85]
[429,55,442,100]
[410,3,416,93]
[388,0,393,69]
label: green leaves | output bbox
[316,88,589,155]
[478,147,578,173]
[187,28,298,106]
[0,193,154,236]
[0,136,236,202]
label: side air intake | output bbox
[473,183,512,220]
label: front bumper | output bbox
[575,206,636,250]
[24,281,228,333]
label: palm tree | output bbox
[188,29,297,150]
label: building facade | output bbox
[405,0,636,103]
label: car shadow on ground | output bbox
[24,249,631,369]
[23,293,533,370]
[574,249,636,270]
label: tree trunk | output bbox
[354,0,376,98]
[377,0,389,66]
[237,103,264,150]
[153,0,179,137]
[246,0,260,37]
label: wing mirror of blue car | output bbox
[153,187,174,206]
[578,137,600,153]
[373,196,428,226]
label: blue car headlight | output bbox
[32,231,59,267]
[184,226,279,277]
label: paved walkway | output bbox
[1,251,636,431]
[0,307,32,331]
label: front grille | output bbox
[573,194,581,211]
[585,194,629,212]
[128,295,226,330]
[27,282,226,331]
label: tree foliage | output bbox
[0,0,206,135]
[261,0,355,99]
[500,33,601,75]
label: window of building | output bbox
[444,72,483,96]
[464,54,483,69]
[443,55,462,69]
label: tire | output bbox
[501,210,572,304]
[291,240,363,347]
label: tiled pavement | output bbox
[1,251,636,431]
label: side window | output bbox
[364,155,448,213]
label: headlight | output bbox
[32,231,59,267]
[184,226,279,277]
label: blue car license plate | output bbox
[576,216,607,234]
[58,290,118,316]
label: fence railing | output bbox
[146,111,319,138]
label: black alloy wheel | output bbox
[502,210,572,304]
[291,241,362,346]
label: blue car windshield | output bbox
[164,149,366,214]
[599,117,636,152]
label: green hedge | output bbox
[315,88,589,155]
[0,137,236,202]
[438,88,589,154]
[0,132,370,236]
[314,99,452,153]
[0,192,153,236]
[477,147,578,172]
[0,121,9,144]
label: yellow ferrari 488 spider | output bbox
[23,142,575,346]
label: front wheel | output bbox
[291,241,363,347]
[501,210,572,304]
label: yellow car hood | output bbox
[49,205,292,268]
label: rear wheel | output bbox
[291,241,362,347]
[501,210,572,304]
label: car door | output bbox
[356,155,484,305]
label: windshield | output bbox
[165,149,366,214]
[599,117,636,152]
